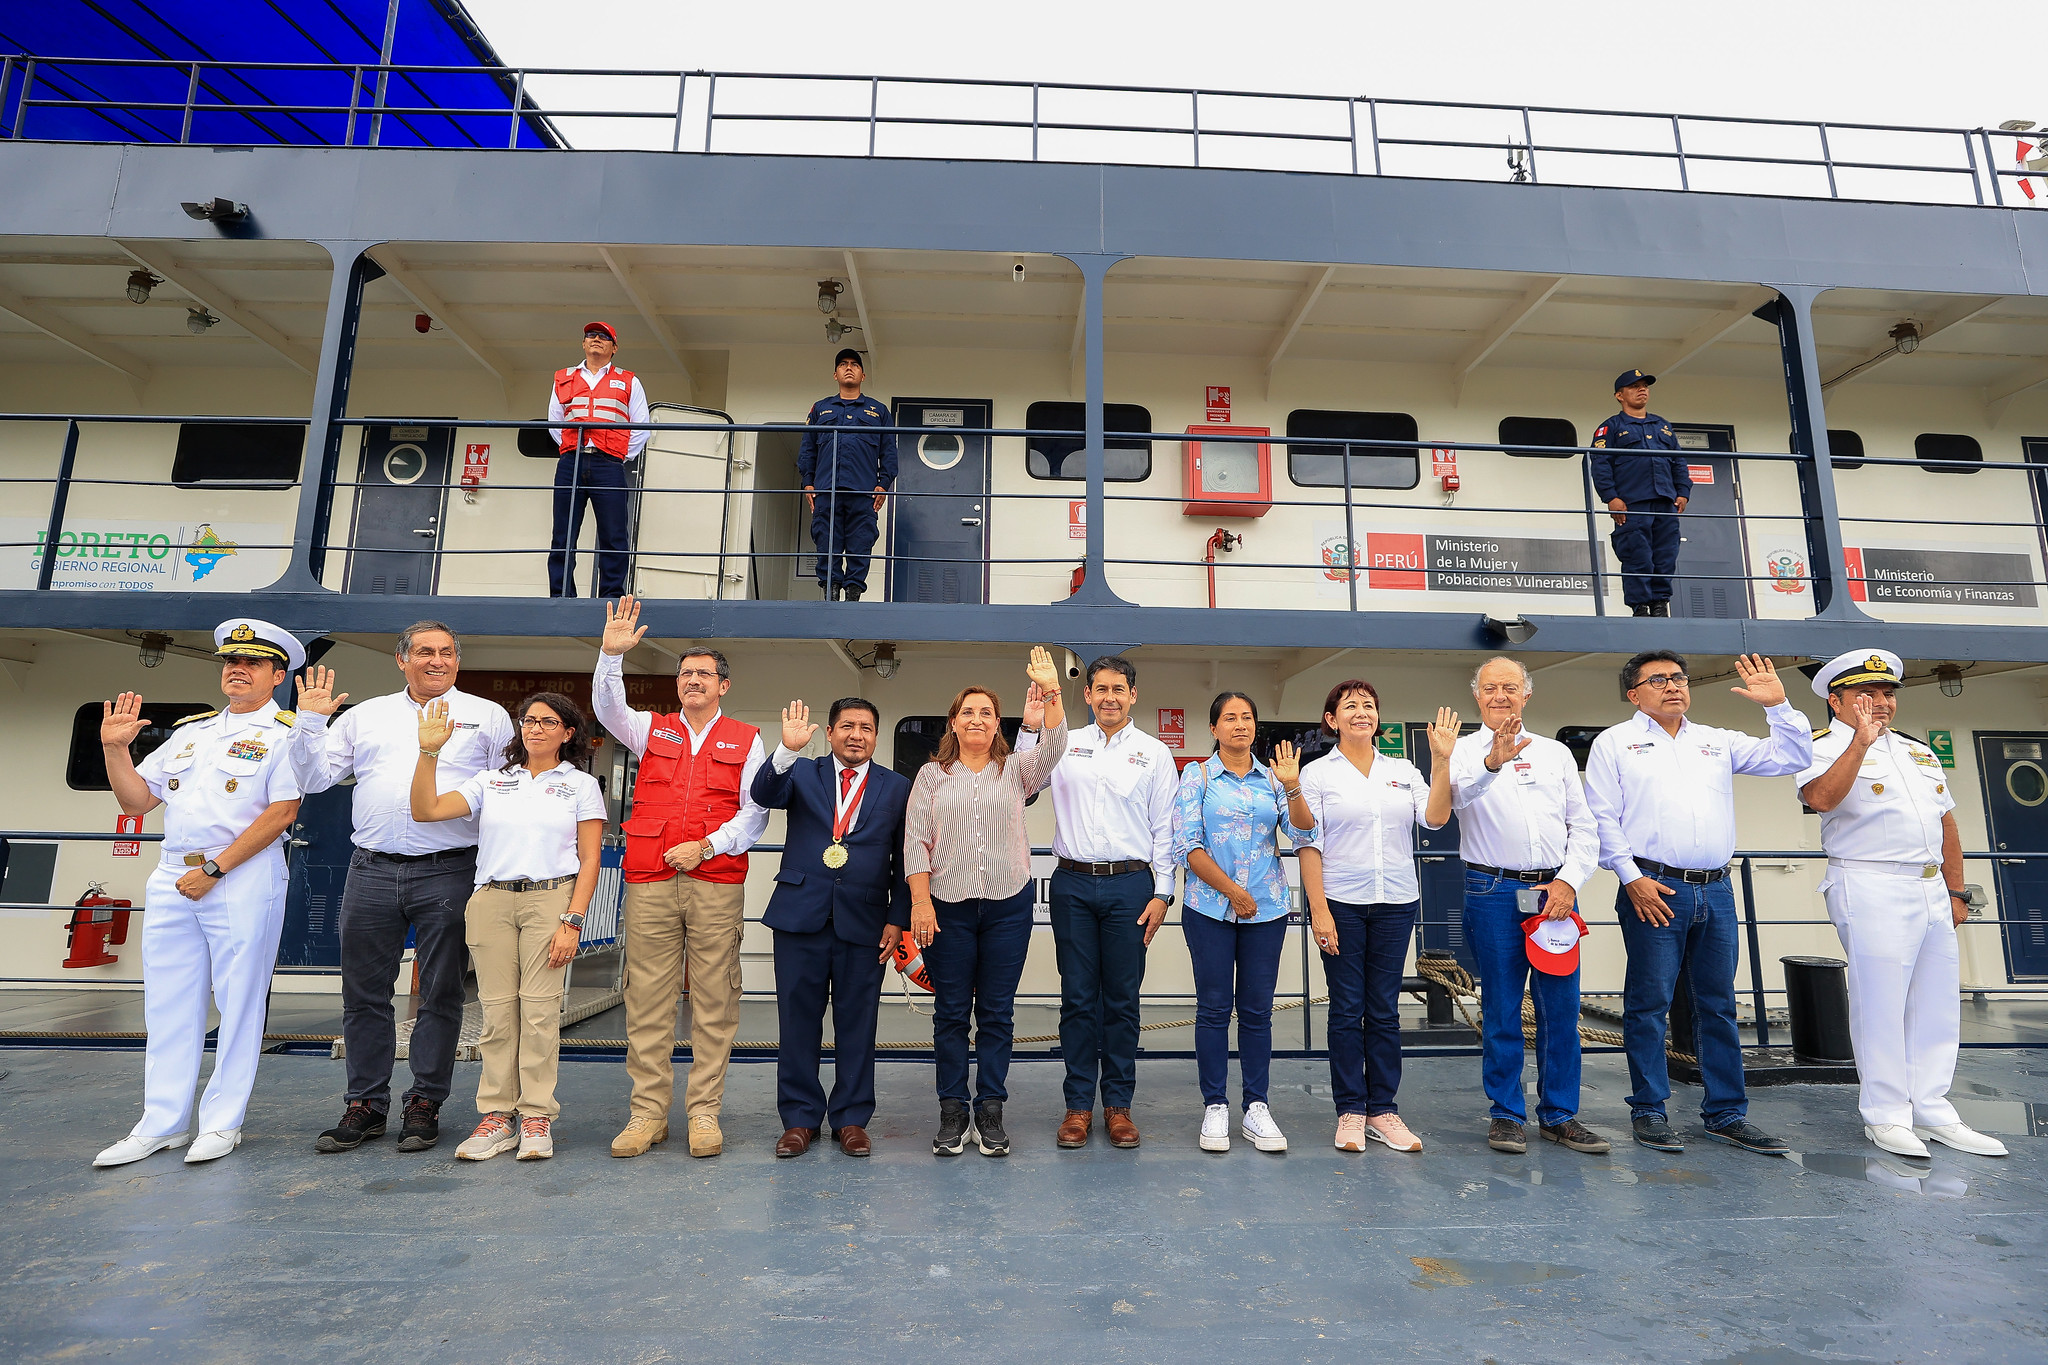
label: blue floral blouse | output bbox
[1171,753,1318,924]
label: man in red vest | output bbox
[547,320,649,599]
[594,595,768,1157]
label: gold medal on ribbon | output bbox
[823,841,849,869]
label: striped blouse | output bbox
[904,722,1068,901]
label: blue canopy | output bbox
[0,0,559,147]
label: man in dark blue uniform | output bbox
[1591,368,1691,617]
[800,349,898,602]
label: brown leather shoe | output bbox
[1056,1110,1092,1148]
[1104,1107,1140,1149]
[774,1127,819,1158]
[835,1125,871,1157]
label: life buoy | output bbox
[891,934,933,992]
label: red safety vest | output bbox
[620,712,758,885]
[554,364,637,459]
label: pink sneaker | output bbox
[1334,1113,1368,1152]
[456,1112,518,1161]
[1365,1112,1423,1152]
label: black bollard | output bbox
[1780,955,1855,1064]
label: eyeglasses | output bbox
[677,668,722,681]
[1635,673,1690,692]
[520,716,564,731]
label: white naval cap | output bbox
[213,618,306,672]
[1811,648,1904,697]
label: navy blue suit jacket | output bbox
[751,754,912,946]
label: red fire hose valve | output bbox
[63,881,133,969]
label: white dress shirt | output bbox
[1584,703,1812,883]
[592,653,768,857]
[1796,717,1954,865]
[288,687,514,854]
[1296,749,1442,905]
[771,744,872,833]
[548,361,651,460]
[455,762,608,887]
[1045,721,1177,899]
[1449,725,1599,889]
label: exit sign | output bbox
[1375,725,1405,759]
[1926,729,1955,769]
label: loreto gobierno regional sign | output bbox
[1316,522,1593,597]
[0,519,290,592]
[1844,546,2039,609]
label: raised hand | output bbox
[101,693,149,748]
[1729,654,1786,707]
[1427,707,1460,762]
[1021,682,1046,731]
[602,594,649,656]
[1025,644,1061,694]
[419,698,455,753]
[1487,715,1532,771]
[780,700,818,752]
[1271,739,1301,787]
[295,666,349,717]
[1851,693,1887,745]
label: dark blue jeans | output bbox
[924,886,1033,1104]
[1048,868,1152,1111]
[1324,899,1418,1117]
[1610,496,1680,607]
[1462,870,1581,1127]
[810,489,879,594]
[338,847,476,1111]
[548,450,630,598]
[1616,873,1748,1128]
[1183,911,1288,1110]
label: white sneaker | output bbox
[93,1131,189,1168]
[456,1112,519,1161]
[185,1129,242,1163]
[1241,1101,1288,1153]
[1915,1122,2009,1157]
[1865,1123,1930,1158]
[516,1114,554,1160]
[1199,1103,1231,1152]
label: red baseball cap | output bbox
[1522,911,1588,976]
[582,320,618,342]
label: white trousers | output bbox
[1821,867,1962,1130]
[135,849,288,1138]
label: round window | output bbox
[383,443,428,486]
[2008,760,2048,808]
[918,432,964,471]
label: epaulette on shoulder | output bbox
[1891,730,1926,745]
[1813,728,1830,740]
[273,710,296,728]
[172,709,218,728]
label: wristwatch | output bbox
[560,912,586,929]
[200,859,223,879]
[1947,889,1970,905]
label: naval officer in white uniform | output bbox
[1797,649,2007,1160]
[93,620,305,1168]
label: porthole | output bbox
[918,432,964,471]
[2007,760,2047,808]
[383,443,428,485]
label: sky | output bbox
[463,0,2027,131]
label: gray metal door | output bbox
[278,786,353,968]
[1669,423,1750,619]
[1974,731,2048,981]
[889,398,990,604]
[344,424,452,595]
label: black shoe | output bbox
[1631,604,1653,617]
[316,1102,386,1153]
[1632,1113,1685,1153]
[933,1099,970,1157]
[1540,1118,1613,1154]
[844,585,864,602]
[1650,601,1671,617]
[974,1100,1010,1157]
[396,1096,441,1152]
[1487,1117,1527,1153]
[1705,1119,1790,1156]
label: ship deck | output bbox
[1,1036,2043,1362]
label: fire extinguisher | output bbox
[63,881,133,969]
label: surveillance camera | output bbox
[1061,649,1082,680]
[1012,260,1026,284]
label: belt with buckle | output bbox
[1466,862,1560,884]
[366,847,473,864]
[1828,857,1942,880]
[1637,857,1729,885]
[1056,858,1149,876]
[488,875,575,893]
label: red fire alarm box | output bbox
[461,443,491,488]
[1182,426,1272,518]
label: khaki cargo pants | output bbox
[622,873,745,1121]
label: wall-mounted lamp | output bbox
[825,319,862,344]
[1482,615,1538,645]
[186,308,218,335]
[124,269,160,305]
[873,642,900,679]
[136,632,171,668]
[1936,663,1964,697]
[817,279,844,315]
[180,197,249,223]
[1890,321,1921,356]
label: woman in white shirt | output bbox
[1298,682,1458,1155]
[412,691,607,1162]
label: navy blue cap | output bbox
[834,348,865,368]
[1614,368,1656,391]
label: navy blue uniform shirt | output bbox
[800,394,899,490]
[1589,410,1691,504]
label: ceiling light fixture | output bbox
[1482,614,1538,645]
[825,319,862,343]
[1936,663,1964,697]
[873,642,900,679]
[124,269,160,305]
[817,279,844,315]
[136,632,171,668]
[1890,320,1921,355]
[186,307,218,334]
[181,197,249,223]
